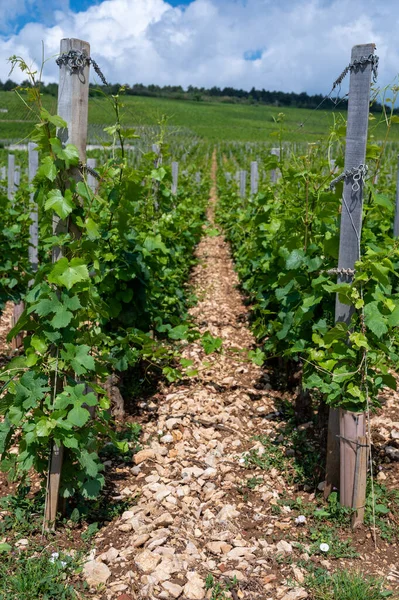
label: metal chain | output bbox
[56,49,109,86]
[79,162,101,181]
[332,54,379,93]
[325,267,355,277]
[329,164,368,192]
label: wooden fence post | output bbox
[270,148,280,183]
[11,144,39,350]
[7,154,15,200]
[394,155,399,237]
[239,170,246,199]
[324,44,375,516]
[28,142,39,273]
[86,157,97,192]
[171,161,178,195]
[44,37,90,530]
[250,161,258,196]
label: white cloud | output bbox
[0,0,398,95]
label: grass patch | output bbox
[242,425,322,489]
[205,574,238,600]
[0,547,85,599]
[305,568,393,600]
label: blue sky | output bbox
[0,0,397,96]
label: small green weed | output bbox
[206,227,221,237]
[242,428,322,489]
[0,547,84,599]
[365,482,399,542]
[0,487,44,537]
[205,574,238,600]
[243,436,286,471]
[201,331,223,355]
[305,568,393,599]
[313,492,352,525]
[246,476,263,489]
[307,523,358,559]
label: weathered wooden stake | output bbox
[44,37,90,530]
[195,171,201,184]
[28,142,39,273]
[7,154,15,200]
[11,144,39,350]
[270,148,280,183]
[394,155,399,236]
[250,161,258,195]
[239,170,246,199]
[86,157,97,192]
[324,44,375,517]
[171,161,178,195]
[351,434,368,528]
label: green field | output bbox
[0,90,397,144]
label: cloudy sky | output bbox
[0,0,397,95]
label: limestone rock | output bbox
[155,512,174,527]
[276,540,293,555]
[134,449,156,464]
[216,504,239,522]
[183,572,205,599]
[83,560,111,587]
[104,547,119,564]
[162,581,183,598]
[134,550,161,573]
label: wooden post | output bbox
[28,142,39,273]
[11,144,39,350]
[270,148,280,183]
[14,165,20,192]
[44,38,90,530]
[195,171,201,184]
[86,157,97,192]
[394,155,399,237]
[351,434,368,528]
[250,161,258,196]
[7,154,15,200]
[324,44,375,513]
[239,170,246,199]
[171,161,178,195]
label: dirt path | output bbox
[86,152,293,599]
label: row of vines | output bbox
[0,49,212,519]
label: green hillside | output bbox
[0,90,397,143]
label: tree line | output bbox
[0,78,393,113]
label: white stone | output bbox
[155,512,174,527]
[134,449,156,464]
[162,581,183,598]
[83,561,111,587]
[105,547,119,563]
[183,572,205,600]
[216,504,240,522]
[276,540,293,555]
[134,549,161,573]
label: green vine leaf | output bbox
[48,258,90,290]
[60,344,95,375]
[45,189,75,219]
